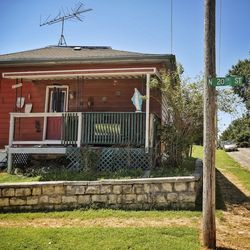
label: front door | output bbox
[46,86,68,140]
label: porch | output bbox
[9,111,160,146]
[4,67,161,172]
[7,111,158,172]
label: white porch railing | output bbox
[8,112,83,147]
[7,112,158,173]
[8,112,155,148]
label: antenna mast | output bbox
[40,2,92,46]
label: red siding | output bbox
[0,62,165,148]
[0,78,47,148]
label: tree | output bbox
[220,115,250,147]
[151,67,242,166]
[150,69,204,166]
[228,59,250,110]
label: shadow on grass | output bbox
[216,247,236,250]
[195,169,249,211]
[216,169,250,208]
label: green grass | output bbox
[151,157,197,177]
[0,209,201,221]
[0,209,202,249]
[39,168,145,181]
[192,145,250,192]
[0,156,197,183]
[0,172,39,183]
[0,169,145,183]
[192,145,203,160]
[0,227,200,250]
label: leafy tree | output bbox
[228,59,250,110]
[216,88,243,114]
[150,69,204,166]
[220,115,250,147]
[151,68,242,166]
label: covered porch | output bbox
[3,67,161,172]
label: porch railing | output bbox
[84,112,145,146]
[62,112,146,146]
[9,112,148,147]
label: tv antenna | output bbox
[40,2,92,46]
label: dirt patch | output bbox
[215,169,250,250]
[0,217,199,228]
[216,206,250,250]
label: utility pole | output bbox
[203,0,216,249]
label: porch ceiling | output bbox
[2,67,161,80]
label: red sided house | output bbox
[0,46,176,172]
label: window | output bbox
[48,87,67,112]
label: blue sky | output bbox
[0,0,249,133]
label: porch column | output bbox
[77,112,82,147]
[7,113,15,173]
[145,74,150,152]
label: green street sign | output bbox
[208,76,244,87]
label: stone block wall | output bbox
[0,173,202,212]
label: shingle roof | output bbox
[0,46,174,66]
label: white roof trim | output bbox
[2,67,160,80]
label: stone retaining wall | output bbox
[0,172,202,212]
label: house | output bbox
[0,46,176,172]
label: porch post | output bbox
[145,74,150,152]
[7,113,15,173]
[77,112,82,147]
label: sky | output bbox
[0,0,249,133]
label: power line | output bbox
[170,0,173,54]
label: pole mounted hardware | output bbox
[40,2,92,46]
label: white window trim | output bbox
[49,90,67,112]
[44,85,69,112]
[43,85,69,140]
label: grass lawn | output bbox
[0,227,200,250]
[0,209,201,250]
[0,209,201,221]
[0,172,39,183]
[150,156,197,177]
[0,156,197,183]
[192,145,250,192]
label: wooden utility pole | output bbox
[203,0,216,249]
